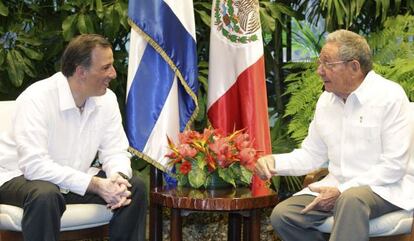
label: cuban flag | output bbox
[207,0,271,190]
[126,0,198,171]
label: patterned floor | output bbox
[77,208,280,241]
[161,208,279,241]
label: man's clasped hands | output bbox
[88,173,132,210]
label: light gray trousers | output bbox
[270,186,400,241]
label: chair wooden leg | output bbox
[149,202,163,241]
[410,213,414,241]
[170,208,182,241]
[243,215,250,241]
[249,209,261,241]
[59,225,109,241]
[0,225,109,241]
[150,165,163,241]
[0,231,23,241]
[228,213,241,241]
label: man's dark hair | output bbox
[61,34,112,77]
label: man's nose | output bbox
[110,66,117,79]
[316,64,325,76]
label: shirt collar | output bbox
[56,72,101,112]
[349,70,376,105]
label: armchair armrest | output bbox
[302,168,329,188]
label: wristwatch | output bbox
[117,172,130,180]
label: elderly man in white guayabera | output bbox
[0,34,147,241]
[256,29,414,241]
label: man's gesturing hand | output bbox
[301,186,340,214]
[255,155,277,180]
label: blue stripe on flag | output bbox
[126,0,198,169]
[126,46,175,150]
[128,0,198,95]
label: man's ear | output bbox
[351,60,360,72]
[74,65,87,79]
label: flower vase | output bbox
[205,171,232,189]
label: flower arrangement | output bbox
[166,128,259,189]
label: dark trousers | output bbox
[270,186,401,241]
[0,171,148,241]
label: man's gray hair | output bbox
[326,30,373,75]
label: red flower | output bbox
[205,155,216,172]
[202,128,216,141]
[166,127,259,188]
[177,144,197,158]
[179,161,192,175]
[179,130,202,144]
[209,137,235,168]
[238,147,257,170]
[234,132,253,150]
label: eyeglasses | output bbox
[316,59,352,70]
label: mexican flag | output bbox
[207,0,272,190]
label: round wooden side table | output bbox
[150,185,278,241]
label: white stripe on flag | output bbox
[126,0,198,171]
[142,76,180,168]
[127,29,147,96]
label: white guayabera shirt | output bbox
[0,72,131,195]
[275,71,414,210]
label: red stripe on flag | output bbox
[207,56,271,155]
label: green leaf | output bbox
[17,36,42,46]
[333,0,346,26]
[194,156,207,169]
[259,8,275,34]
[21,56,36,77]
[188,168,206,188]
[0,48,4,66]
[6,51,24,87]
[194,2,212,10]
[176,173,189,186]
[0,1,8,16]
[195,9,211,27]
[84,14,95,33]
[271,176,281,191]
[95,0,103,12]
[77,14,88,34]
[239,165,253,185]
[62,14,78,40]
[17,45,43,60]
[218,168,236,187]
[114,2,129,30]
[198,75,208,90]
[262,2,302,20]
[12,50,27,82]
[95,0,104,19]
[103,6,120,38]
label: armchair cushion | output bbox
[0,204,112,231]
[316,209,413,237]
[305,169,414,237]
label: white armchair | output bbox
[303,169,414,241]
[0,101,112,240]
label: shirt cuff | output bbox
[117,171,130,180]
[274,153,293,175]
[69,173,93,196]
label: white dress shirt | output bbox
[275,71,414,210]
[0,72,132,195]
